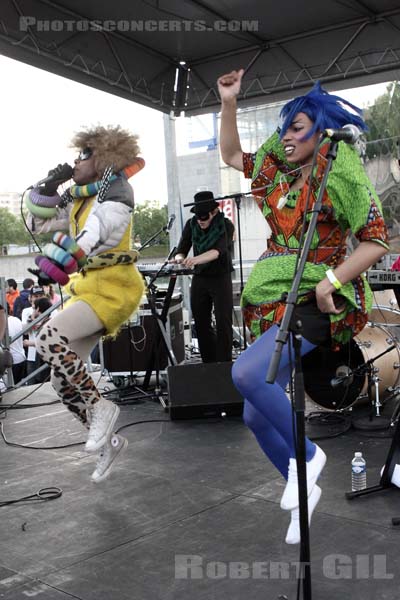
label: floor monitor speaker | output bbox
[167,361,243,419]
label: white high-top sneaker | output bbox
[91,434,128,483]
[85,398,120,453]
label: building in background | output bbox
[174,102,284,264]
[0,192,22,217]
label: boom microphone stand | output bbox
[266,139,340,600]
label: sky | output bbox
[0,54,168,204]
[0,54,392,203]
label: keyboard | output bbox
[366,269,400,285]
[138,263,194,276]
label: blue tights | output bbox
[232,326,317,479]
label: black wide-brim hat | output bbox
[190,190,219,215]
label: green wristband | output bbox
[326,268,342,290]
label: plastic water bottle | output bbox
[351,452,367,491]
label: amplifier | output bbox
[103,301,185,373]
[167,361,244,420]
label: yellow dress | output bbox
[63,196,144,336]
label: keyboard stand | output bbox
[141,274,178,400]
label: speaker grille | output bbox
[167,362,243,419]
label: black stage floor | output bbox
[1,379,400,600]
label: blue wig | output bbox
[279,81,367,140]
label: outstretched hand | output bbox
[217,69,244,101]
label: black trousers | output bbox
[11,361,26,384]
[190,272,233,363]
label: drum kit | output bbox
[303,289,400,421]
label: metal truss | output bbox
[0,0,399,115]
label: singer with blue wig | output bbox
[24,125,145,484]
[217,71,389,544]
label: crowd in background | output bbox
[1,277,60,386]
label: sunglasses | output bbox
[77,148,93,161]
[196,212,211,222]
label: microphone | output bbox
[323,124,360,145]
[330,365,353,388]
[330,375,348,388]
[165,214,176,232]
[33,163,73,188]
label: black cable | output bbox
[0,400,59,409]
[0,421,85,450]
[20,186,44,254]
[0,379,51,417]
[0,487,62,507]
[116,419,170,434]
[306,410,352,440]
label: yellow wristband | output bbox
[326,268,342,290]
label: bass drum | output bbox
[303,324,400,411]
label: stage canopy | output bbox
[0,1,399,116]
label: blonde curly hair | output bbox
[71,125,141,175]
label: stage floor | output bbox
[0,378,399,600]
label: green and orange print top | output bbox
[242,131,389,349]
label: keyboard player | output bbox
[171,191,235,363]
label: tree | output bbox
[0,207,52,252]
[364,81,400,158]
[132,202,168,248]
[0,208,30,247]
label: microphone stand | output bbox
[266,140,339,600]
[232,193,247,349]
[137,227,178,399]
[138,223,170,253]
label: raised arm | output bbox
[217,69,245,172]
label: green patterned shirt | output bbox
[242,131,389,347]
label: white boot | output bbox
[85,398,120,453]
[285,484,322,545]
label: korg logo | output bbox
[378,273,396,281]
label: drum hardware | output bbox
[336,361,386,418]
[304,324,400,412]
[390,394,400,427]
[390,387,400,427]
[350,343,397,430]
[346,384,400,507]
[357,340,372,349]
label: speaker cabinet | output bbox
[167,361,243,420]
[103,300,185,373]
